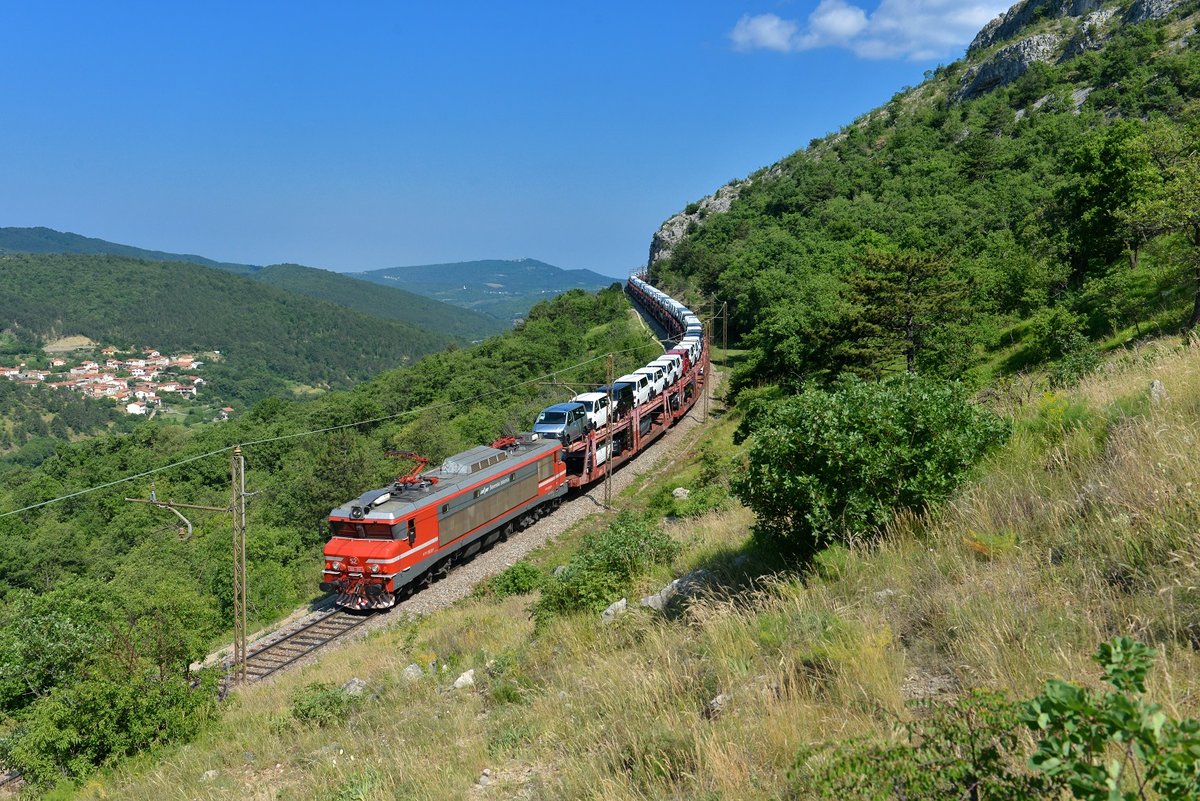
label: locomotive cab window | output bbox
[407,518,416,545]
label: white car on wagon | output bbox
[571,392,611,430]
[634,365,666,398]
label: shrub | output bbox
[732,374,1008,554]
[289,682,358,727]
[1049,333,1101,388]
[532,512,679,621]
[484,563,544,598]
[1027,306,1086,363]
[1024,637,1200,799]
[792,691,1055,800]
[0,671,219,790]
[1025,391,1097,440]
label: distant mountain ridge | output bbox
[353,258,617,321]
[0,227,506,340]
[0,227,612,326]
[0,226,261,275]
[252,263,507,340]
[0,252,457,403]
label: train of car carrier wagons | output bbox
[320,276,707,610]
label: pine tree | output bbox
[844,249,970,378]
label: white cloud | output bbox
[729,0,1011,61]
[730,13,799,52]
[809,0,870,41]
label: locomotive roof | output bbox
[329,436,560,523]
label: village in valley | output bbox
[0,345,228,417]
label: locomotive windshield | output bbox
[330,520,399,539]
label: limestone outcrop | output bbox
[648,181,748,267]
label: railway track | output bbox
[236,609,368,684]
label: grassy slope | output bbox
[252,263,507,341]
[81,344,1200,800]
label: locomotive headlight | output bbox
[370,564,381,574]
[333,561,344,572]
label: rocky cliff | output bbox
[971,0,1182,53]
[955,0,1185,101]
[648,180,749,267]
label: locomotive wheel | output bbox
[501,522,514,542]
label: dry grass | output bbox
[71,338,1200,801]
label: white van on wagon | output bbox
[615,373,652,406]
[678,336,702,363]
[571,392,611,430]
[634,365,666,398]
[649,354,682,387]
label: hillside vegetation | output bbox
[0,253,456,404]
[652,2,1200,393]
[0,227,259,275]
[0,227,510,342]
[0,287,662,791]
[0,380,130,466]
[61,339,1200,800]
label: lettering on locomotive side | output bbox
[475,474,513,498]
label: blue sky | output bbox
[0,1,1010,278]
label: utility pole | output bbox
[230,446,248,685]
[604,353,614,509]
[124,461,246,683]
[703,301,712,422]
[721,301,729,403]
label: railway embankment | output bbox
[206,373,721,686]
[81,337,1200,800]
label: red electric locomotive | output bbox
[320,434,567,610]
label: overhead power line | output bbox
[0,346,653,520]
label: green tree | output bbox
[1115,120,1200,329]
[0,585,103,713]
[0,578,220,790]
[844,249,970,377]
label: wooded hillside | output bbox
[253,263,506,341]
[0,253,456,403]
[653,4,1200,393]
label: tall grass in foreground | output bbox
[75,341,1200,800]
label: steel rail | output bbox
[233,609,369,684]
